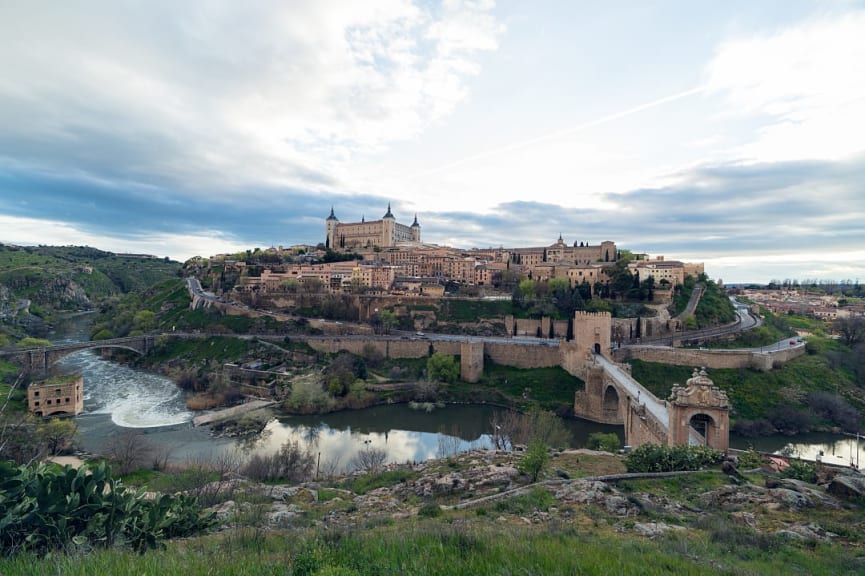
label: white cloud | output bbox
[0,215,248,261]
[705,10,865,162]
[0,0,502,196]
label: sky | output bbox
[1,0,864,284]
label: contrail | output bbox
[410,85,706,178]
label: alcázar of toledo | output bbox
[231,205,704,296]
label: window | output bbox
[34,391,40,397]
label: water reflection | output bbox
[246,419,488,473]
[732,432,865,468]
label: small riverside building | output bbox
[28,374,84,417]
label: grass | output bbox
[2,519,862,575]
[340,469,417,495]
[437,299,514,322]
[628,348,862,421]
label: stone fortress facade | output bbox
[326,204,421,251]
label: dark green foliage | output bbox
[669,275,736,327]
[494,487,554,515]
[625,444,723,473]
[781,460,818,483]
[586,432,621,452]
[340,470,417,495]
[427,352,459,383]
[518,439,549,482]
[0,461,211,556]
[438,299,513,322]
[417,503,443,518]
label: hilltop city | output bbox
[199,204,704,298]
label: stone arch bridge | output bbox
[0,335,156,376]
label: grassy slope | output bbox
[1,452,862,575]
[629,341,863,422]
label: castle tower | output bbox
[411,213,421,242]
[325,207,339,249]
[382,203,395,247]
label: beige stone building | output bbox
[326,205,420,251]
[28,375,84,417]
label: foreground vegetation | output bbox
[2,445,863,575]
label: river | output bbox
[50,316,864,471]
[51,316,621,470]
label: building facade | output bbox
[326,205,420,251]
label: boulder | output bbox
[827,472,865,500]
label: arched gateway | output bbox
[668,368,730,450]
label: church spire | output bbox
[411,213,419,227]
[383,202,394,219]
[327,206,338,221]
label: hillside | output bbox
[1,449,863,575]
[0,243,181,339]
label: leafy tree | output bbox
[133,310,156,332]
[586,432,620,453]
[39,418,78,455]
[15,337,51,349]
[518,438,549,482]
[427,352,459,383]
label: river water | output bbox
[51,316,621,470]
[50,316,864,470]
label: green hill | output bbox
[0,243,181,339]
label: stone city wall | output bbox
[612,345,806,372]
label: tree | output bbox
[16,337,51,349]
[39,418,78,455]
[518,438,549,482]
[834,315,865,346]
[427,352,459,383]
[133,310,156,332]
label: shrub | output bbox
[418,502,443,518]
[781,460,818,484]
[586,432,621,453]
[518,439,549,482]
[0,461,212,556]
[767,405,813,435]
[806,392,862,432]
[241,439,314,482]
[625,444,723,473]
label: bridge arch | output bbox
[602,384,620,421]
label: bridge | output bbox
[0,335,156,376]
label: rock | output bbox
[776,523,837,542]
[634,522,686,538]
[269,502,300,527]
[827,473,865,500]
[730,511,756,528]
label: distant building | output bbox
[326,204,420,251]
[28,375,84,417]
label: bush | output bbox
[418,502,443,518]
[625,444,723,473]
[518,439,549,482]
[241,439,314,482]
[0,461,212,556]
[767,405,813,435]
[586,432,621,453]
[781,460,818,483]
[806,392,862,432]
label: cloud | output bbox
[0,0,502,197]
[705,10,865,162]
